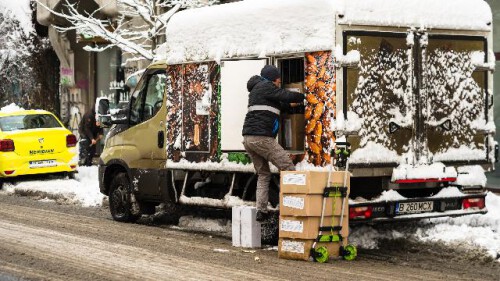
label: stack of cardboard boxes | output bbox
[278,171,350,261]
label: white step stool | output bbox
[232,206,261,248]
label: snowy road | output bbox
[0,194,499,280]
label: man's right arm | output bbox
[268,88,305,103]
[82,117,94,141]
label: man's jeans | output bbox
[243,135,295,212]
[79,139,96,166]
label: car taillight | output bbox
[0,139,15,152]
[462,198,485,210]
[349,206,373,220]
[66,134,77,147]
[4,170,14,175]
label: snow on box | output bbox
[339,0,492,31]
[165,0,492,63]
[391,163,458,182]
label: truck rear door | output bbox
[344,31,491,167]
[421,35,489,164]
[344,32,415,166]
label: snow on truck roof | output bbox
[165,0,492,64]
[341,0,492,32]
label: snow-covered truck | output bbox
[98,0,495,226]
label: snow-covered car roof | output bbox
[165,0,492,64]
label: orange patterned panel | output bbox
[304,51,336,166]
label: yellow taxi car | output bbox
[0,109,78,185]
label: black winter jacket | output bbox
[78,107,103,140]
[242,75,305,137]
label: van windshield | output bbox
[0,114,62,131]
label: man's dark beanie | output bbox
[261,65,280,81]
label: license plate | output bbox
[396,201,434,214]
[29,160,57,169]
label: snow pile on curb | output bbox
[350,192,500,260]
[177,216,231,233]
[1,166,105,207]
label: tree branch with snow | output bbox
[37,0,219,65]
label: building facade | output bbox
[36,0,236,137]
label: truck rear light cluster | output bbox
[66,134,77,147]
[462,198,485,210]
[395,177,457,184]
[349,206,373,220]
[0,139,15,152]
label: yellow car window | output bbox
[0,114,61,131]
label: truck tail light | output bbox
[66,134,77,147]
[4,170,14,175]
[349,206,373,220]
[0,139,15,152]
[462,198,485,210]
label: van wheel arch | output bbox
[104,164,129,196]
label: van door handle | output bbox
[158,131,165,148]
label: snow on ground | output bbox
[1,164,498,260]
[177,216,231,233]
[0,166,105,207]
[350,192,500,260]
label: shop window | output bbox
[278,58,305,152]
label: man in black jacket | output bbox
[78,105,104,166]
[242,65,305,221]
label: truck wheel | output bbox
[261,212,279,245]
[0,179,3,190]
[109,172,141,222]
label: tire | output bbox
[261,211,279,245]
[0,179,3,190]
[140,202,157,215]
[67,172,77,180]
[109,172,141,222]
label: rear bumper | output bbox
[349,193,487,224]
[0,150,78,178]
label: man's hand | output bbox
[91,139,97,146]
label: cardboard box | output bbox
[280,171,350,194]
[279,215,348,239]
[280,193,348,217]
[284,82,305,94]
[278,238,347,261]
[232,206,261,248]
[282,114,305,150]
